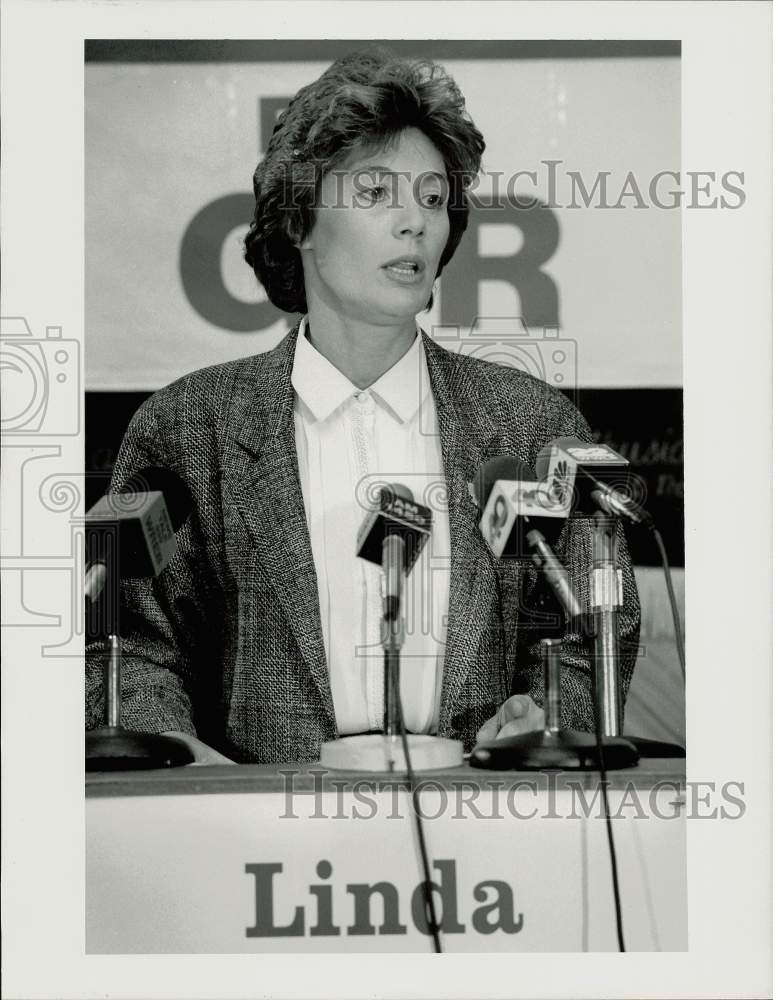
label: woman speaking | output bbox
[85,49,640,763]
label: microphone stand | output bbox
[592,510,685,759]
[470,519,638,770]
[591,512,625,736]
[86,633,195,770]
[382,601,404,770]
[86,546,194,770]
[470,636,637,770]
[382,533,406,769]
[319,533,463,772]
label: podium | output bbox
[86,758,687,953]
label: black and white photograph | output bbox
[1,2,771,998]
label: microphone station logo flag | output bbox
[548,457,573,507]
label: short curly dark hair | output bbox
[244,48,485,314]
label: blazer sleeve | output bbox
[509,397,642,732]
[85,389,222,737]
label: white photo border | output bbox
[1,1,771,997]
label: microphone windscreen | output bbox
[534,437,585,481]
[474,456,536,508]
[356,483,431,572]
[121,467,194,531]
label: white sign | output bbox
[86,784,687,953]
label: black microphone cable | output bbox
[648,524,686,679]
[586,506,684,946]
[392,668,443,954]
[592,667,626,952]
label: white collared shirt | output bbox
[291,317,451,734]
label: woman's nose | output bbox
[392,181,426,237]
[393,204,425,238]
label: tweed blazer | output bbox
[85,324,641,762]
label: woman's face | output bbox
[299,127,451,326]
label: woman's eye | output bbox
[420,191,446,209]
[365,185,388,203]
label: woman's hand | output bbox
[162,731,236,765]
[475,695,545,743]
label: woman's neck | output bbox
[304,304,417,390]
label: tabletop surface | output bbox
[85,756,686,798]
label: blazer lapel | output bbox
[220,324,335,728]
[422,334,501,731]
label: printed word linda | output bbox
[245,859,523,937]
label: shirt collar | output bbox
[291,316,430,424]
[291,317,356,421]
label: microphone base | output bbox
[320,734,464,773]
[625,734,685,758]
[469,728,640,771]
[86,726,195,771]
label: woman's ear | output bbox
[287,217,312,251]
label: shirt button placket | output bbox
[352,391,383,730]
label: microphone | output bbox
[534,437,653,527]
[357,483,432,620]
[477,457,582,620]
[357,484,432,749]
[471,458,640,775]
[525,529,583,620]
[85,466,197,772]
[476,456,569,558]
[85,467,194,604]
[323,487,462,772]
[472,455,521,509]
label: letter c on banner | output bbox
[180,193,287,332]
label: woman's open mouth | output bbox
[381,257,426,284]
